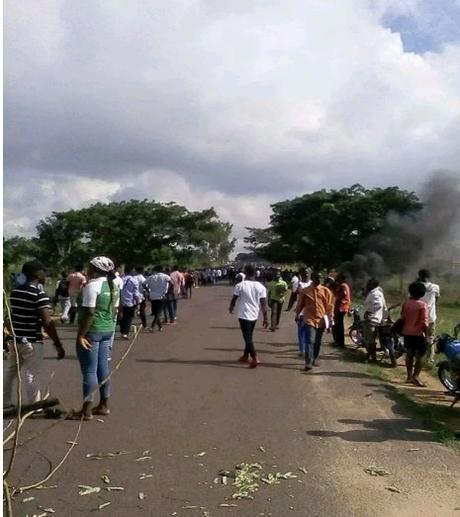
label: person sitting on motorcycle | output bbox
[362,278,386,363]
[437,334,460,385]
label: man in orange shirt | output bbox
[295,272,334,371]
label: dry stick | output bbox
[4,480,13,517]
[15,325,142,495]
[3,291,23,481]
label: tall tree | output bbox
[32,200,235,271]
[245,185,422,269]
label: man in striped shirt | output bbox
[3,261,65,408]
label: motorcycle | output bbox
[436,333,460,407]
[347,304,404,366]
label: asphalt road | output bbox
[5,285,460,516]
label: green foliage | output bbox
[3,236,40,271]
[7,200,235,273]
[245,185,422,269]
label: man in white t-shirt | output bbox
[229,265,268,368]
[417,269,440,362]
[146,265,172,332]
[286,271,300,311]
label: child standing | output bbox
[401,282,429,387]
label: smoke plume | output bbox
[341,171,460,288]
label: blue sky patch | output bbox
[382,0,460,53]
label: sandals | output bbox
[92,407,111,416]
[411,378,426,387]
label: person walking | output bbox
[286,271,300,311]
[146,266,171,332]
[74,256,120,420]
[4,261,65,409]
[169,266,184,322]
[332,273,352,347]
[295,272,334,371]
[54,270,71,323]
[119,266,141,339]
[295,269,312,357]
[417,269,440,362]
[68,264,87,324]
[267,268,288,331]
[134,266,148,329]
[183,271,195,299]
[229,265,268,368]
[401,282,429,387]
[362,278,386,363]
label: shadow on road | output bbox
[306,415,435,443]
[136,358,302,370]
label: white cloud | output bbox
[3,0,460,244]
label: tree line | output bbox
[4,200,236,273]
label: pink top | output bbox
[169,271,184,297]
[401,299,429,336]
[67,271,87,296]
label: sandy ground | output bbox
[4,285,460,516]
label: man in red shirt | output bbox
[332,273,352,347]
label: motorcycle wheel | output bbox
[349,328,362,346]
[438,361,460,395]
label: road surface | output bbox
[5,285,460,516]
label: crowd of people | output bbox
[229,264,445,386]
[4,259,204,421]
[3,257,454,423]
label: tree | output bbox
[32,200,235,271]
[3,237,40,270]
[245,185,422,269]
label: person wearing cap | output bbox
[3,261,65,409]
[73,256,120,420]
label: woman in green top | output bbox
[74,256,119,421]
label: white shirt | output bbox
[421,281,440,323]
[363,287,386,324]
[82,277,120,309]
[233,280,267,321]
[291,275,299,292]
[113,273,124,291]
[146,273,171,300]
[296,280,312,315]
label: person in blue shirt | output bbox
[119,265,141,339]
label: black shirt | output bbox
[9,284,51,342]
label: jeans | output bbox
[305,325,324,364]
[139,300,147,328]
[3,341,44,406]
[363,320,378,360]
[297,317,309,354]
[238,318,257,358]
[164,298,178,322]
[120,306,136,335]
[76,331,113,402]
[333,312,346,347]
[58,296,71,322]
[270,301,283,329]
[150,299,164,329]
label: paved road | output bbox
[5,285,460,516]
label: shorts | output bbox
[403,335,427,356]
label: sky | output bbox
[4,0,460,250]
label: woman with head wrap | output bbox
[73,256,120,420]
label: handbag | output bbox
[392,318,404,336]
